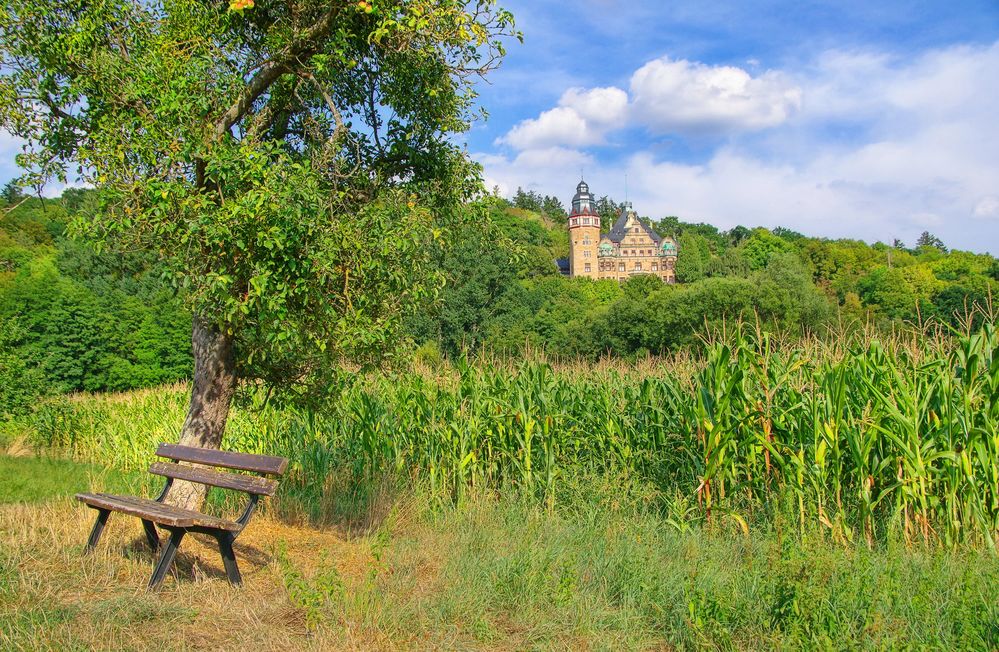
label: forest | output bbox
[2,184,996,407]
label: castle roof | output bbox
[570,179,597,216]
[607,202,663,245]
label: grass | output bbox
[0,454,147,504]
[14,318,999,549]
[1,458,997,650]
[5,317,999,647]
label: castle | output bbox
[566,180,678,283]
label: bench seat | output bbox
[76,443,287,590]
[76,492,241,531]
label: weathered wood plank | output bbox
[148,462,279,496]
[75,493,241,531]
[155,443,288,475]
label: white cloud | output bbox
[478,41,999,253]
[629,57,802,134]
[974,196,999,220]
[497,86,628,150]
[479,146,595,198]
[560,87,629,126]
[497,58,802,151]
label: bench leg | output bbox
[141,519,159,551]
[217,534,242,587]
[85,509,110,553]
[148,528,185,590]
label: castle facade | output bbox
[567,180,678,283]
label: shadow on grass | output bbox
[111,531,276,587]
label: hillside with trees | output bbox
[5,186,993,402]
[415,192,996,358]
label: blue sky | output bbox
[469,0,999,253]
[3,1,998,252]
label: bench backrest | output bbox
[150,443,288,497]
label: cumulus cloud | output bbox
[629,57,802,134]
[478,41,999,252]
[479,146,596,198]
[497,86,628,150]
[497,57,801,151]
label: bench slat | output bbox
[148,462,279,496]
[155,444,288,475]
[75,493,241,531]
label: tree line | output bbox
[414,196,997,359]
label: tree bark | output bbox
[164,315,237,511]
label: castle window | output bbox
[652,263,658,271]
[635,262,642,271]
[583,217,591,225]
[583,236,591,245]
[584,263,591,272]
[618,263,625,272]
[583,250,591,258]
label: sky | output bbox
[465,0,999,253]
[3,1,998,252]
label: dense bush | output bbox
[0,195,192,394]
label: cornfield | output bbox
[19,320,999,550]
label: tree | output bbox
[656,215,681,237]
[857,267,917,319]
[0,316,46,422]
[596,196,621,230]
[513,187,543,213]
[540,195,565,219]
[772,226,804,241]
[676,232,710,283]
[1,0,518,508]
[430,213,518,355]
[727,225,752,245]
[740,229,792,270]
[916,231,947,252]
[1,181,23,206]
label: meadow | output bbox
[11,318,999,550]
[3,318,999,649]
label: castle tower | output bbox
[568,179,600,279]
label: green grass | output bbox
[406,496,999,649]
[0,455,147,504]
[1,456,997,650]
[265,484,999,650]
[13,318,999,549]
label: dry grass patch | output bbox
[0,499,392,650]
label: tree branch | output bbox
[212,7,342,140]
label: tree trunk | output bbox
[164,315,237,511]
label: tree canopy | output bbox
[1,0,518,403]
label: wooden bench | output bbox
[76,443,288,590]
